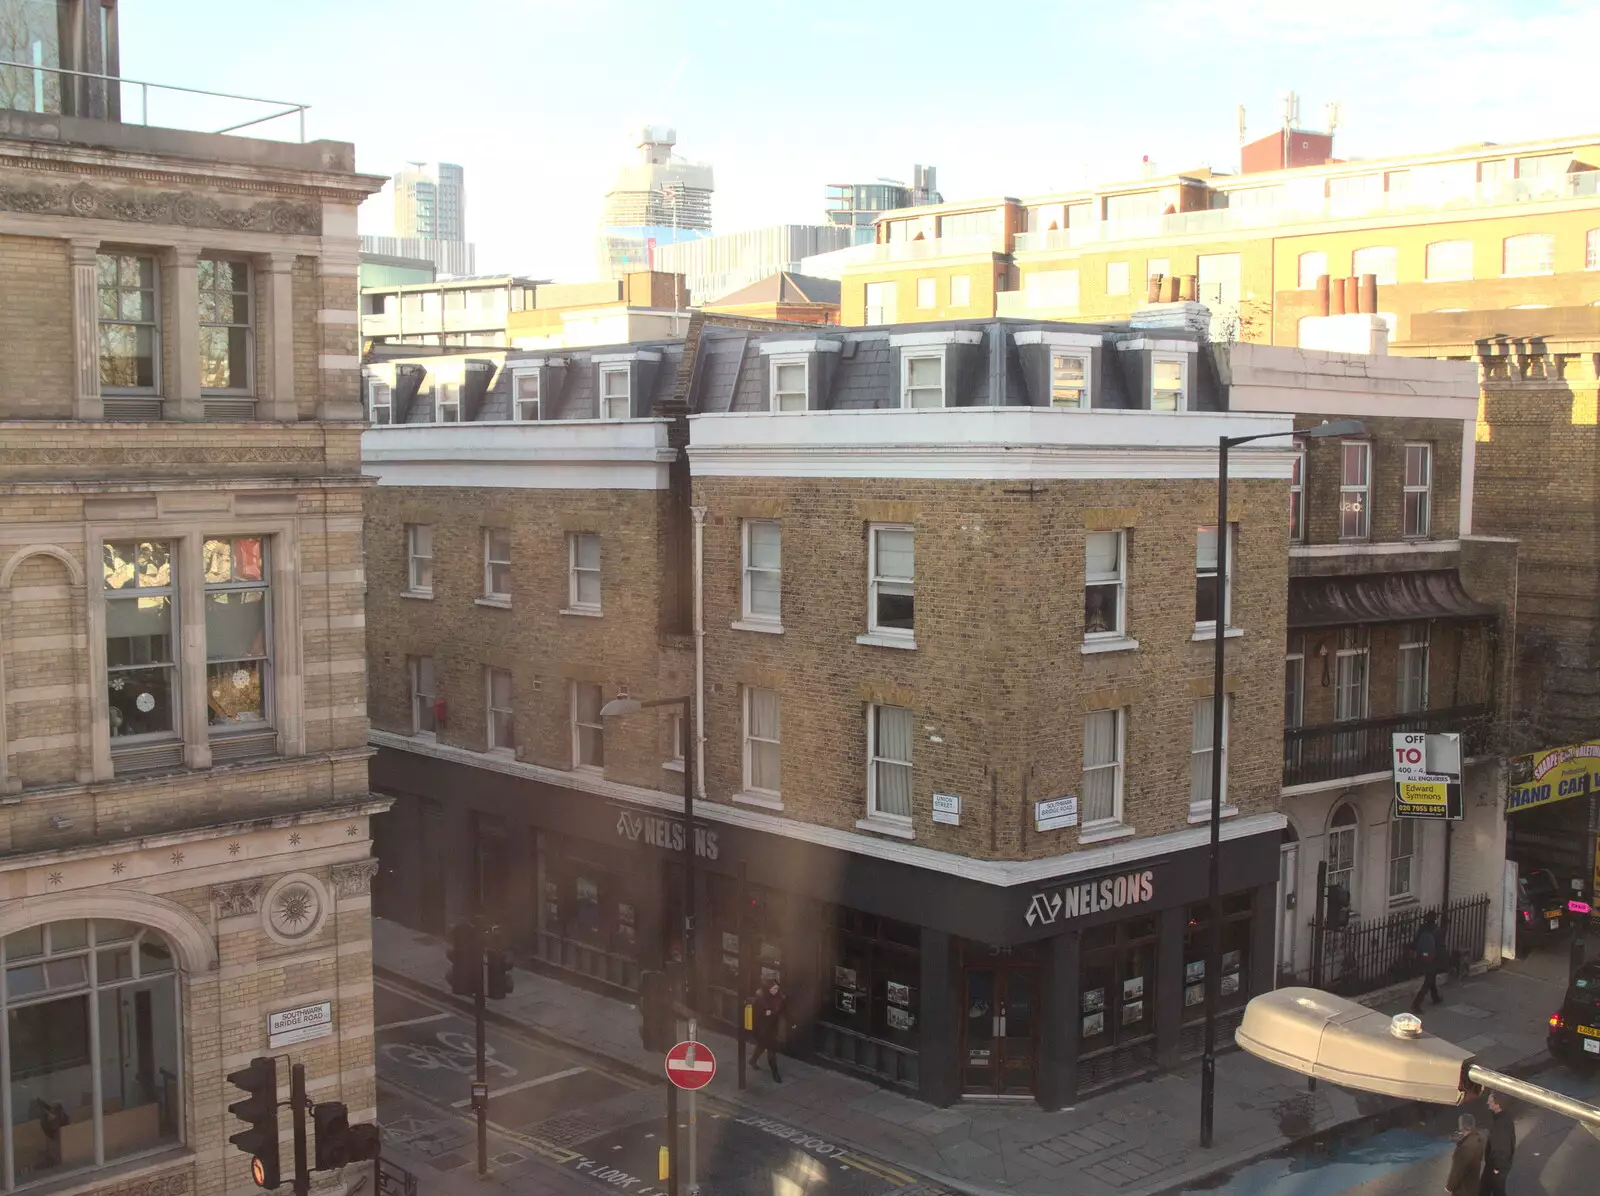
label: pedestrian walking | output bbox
[1412,910,1443,1013]
[1445,1112,1483,1194]
[1478,1092,1515,1196]
[748,978,787,1082]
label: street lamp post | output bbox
[1200,418,1365,1149]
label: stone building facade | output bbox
[0,25,384,1196]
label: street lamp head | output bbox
[600,695,644,718]
[1302,418,1366,439]
[1235,987,1471,1105]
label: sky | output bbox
[122,0,1600,282]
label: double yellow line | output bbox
[838,1151,917,1186]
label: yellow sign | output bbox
[1397,780,1450,817]
[1506,740,1600,813]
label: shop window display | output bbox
[1182,892,1253,1019]
[1078,917,1157,1055]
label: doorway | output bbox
[961,966,1037,1095]
[1278,827,1300,979]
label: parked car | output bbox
[1548,959,1600,1067]
[1516,867,1566,954]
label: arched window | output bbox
[2,920,181,1188]
[1328,804,1359,901]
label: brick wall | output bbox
[0,234,74,417]
[1294,413,1464,546]
[691,475,1288,860]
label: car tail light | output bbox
[1550,1012,1564,1029]
[1522,910,1532,922]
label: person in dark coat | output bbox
[1445,1112,1483,1194]
[1412,911,1444,1013]
[1478,1092,1515,1196]
[748,978,787,1082]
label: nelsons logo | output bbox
[615,810,719,860]
[1025,869,1154,927]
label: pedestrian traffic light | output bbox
[485,943,513,1000]
[226,1056,281,1189]
[446,922,480,996]
[312,1101,350,1170]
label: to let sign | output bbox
[1392,732,1463,820]
[268,1001,333,1049]
[664,1040,716,1090]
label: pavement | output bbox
[371,916,1575,1196]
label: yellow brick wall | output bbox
[0,235,74,417]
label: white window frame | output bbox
[409,655,436,738]
[900,349,945,409]
[198,256,253,396]
[406,524,433,596]
[739,519,782,628]
[665,709,685,772]
[103,539,181,746]
[1351,245,1399,286]
[1398,623,1430,714]
[203,536,273,736]
[1147,257,1171,284]
[949,273,971,307]
[1083,530,1126,642]
[1188,695,1231,821]
[600,365,631,419]
[1424,240,1473,282]
[1081,708,1125,828]
[741,687,782,798]
[1105,260,1130,296]
[1335,626,1371,724]
[1297,251,1328,290]
[865,703,914,827]
[483,527,511,602]
[1328,805,1358,900]
[1050,351,1090,409]
[567,532,601,615]
[769,356,808,413]
[1289,440,1306,542]
[1339,441,1371,540]
[864,281,895,325]
[512,368,541,421]
[915,277,936,308]
[486,666,514,754]
[1193,524,1235,634]
[1587,229,1599,271]
[367,377,392,424]
[571,680,604,771]
[1285,634,1305,730]
[1502,232,1555,277]
[1150,351,1188,411]
[434,381,460,423]
[97,250,162,395]
[1402,442,1432,538]
[1388,817,1417,901]
[863,523,915,645]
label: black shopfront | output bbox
[372,747,1280,1107]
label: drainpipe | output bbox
[692,505,707,799]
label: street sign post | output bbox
[664,1039,716,1090]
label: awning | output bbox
[1289,569,1496,629]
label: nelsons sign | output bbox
[614,808,720,860]
[1025,869,1155,928]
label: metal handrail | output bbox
[0,60,308,141]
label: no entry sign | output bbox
[664,1040,716,1090]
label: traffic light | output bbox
[226,1056,281,1189]
[312,1102,350,1170]
[486,945,513,999]
[446,922,480,997]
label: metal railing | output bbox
[1283,704,1492,788]
[1294,893,1491,997]
[0,60,308,141]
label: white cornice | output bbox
[888,330,986,348]
[362,419,677,490]
[371,731,1285,889]
[1117,338,1200,353]
[1012,331,1104,349]
[1290,539,1461,558]
[758,340,844,355]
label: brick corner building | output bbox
[0,5,385,1195]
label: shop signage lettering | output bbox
[614,809,719,859]
[1025,869,1154,927]
[1507,740,1600,813]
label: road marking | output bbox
[838,1152,915,1185]
[451,1066,588,1107]
[376,1011,453,1031]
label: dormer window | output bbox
[436,382,460,423]
[600,365,630,419]
[1051,352,1090,409]
[367,378,392,425]
[513,369,541,420]
[770,357,807,412]
[1150,354,1187,411]
[902,350,944,409]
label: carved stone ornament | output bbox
[101,1171,189,1196]
[261,872,329,945]
[330,859,379,900]
[0,175,320,234]
[212,881,264,918]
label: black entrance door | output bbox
[961,966,1037,1095]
